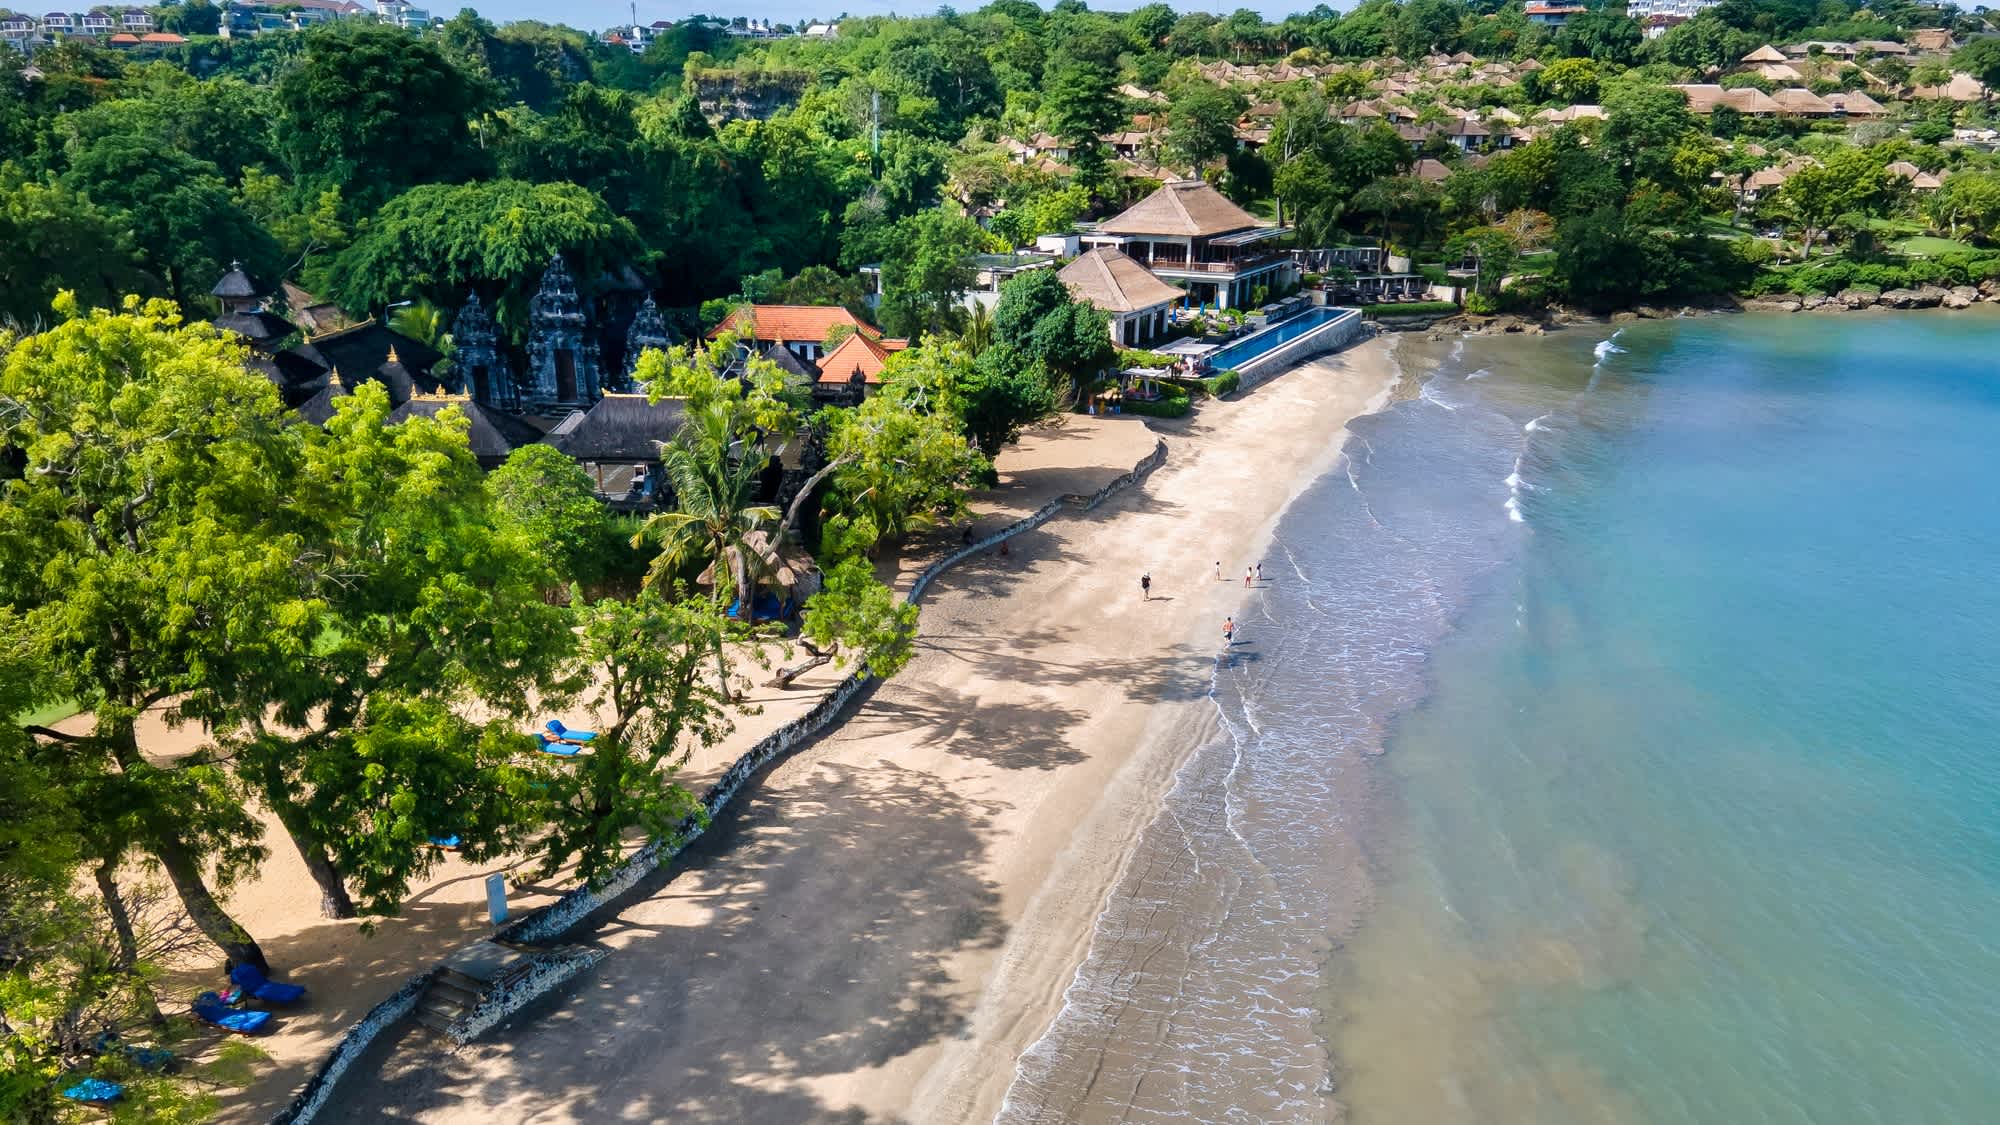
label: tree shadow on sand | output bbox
[323,761,1005,1124]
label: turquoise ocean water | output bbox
[1334,311,2000,1124]
[999,310,2000,1124]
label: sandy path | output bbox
[320,341,1399,1124]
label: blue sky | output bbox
[451,0,1314,32]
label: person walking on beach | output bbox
[1215,561,1223,582]
[1257,562,1265,582]
[1223,616,1235,644]
[1141,573,1152,601]
[1245,567,1253,588]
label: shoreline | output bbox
[906,338,1408,1125]
[309,338,1406,1125]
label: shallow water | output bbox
[1001,309,2000,1124]
[1334,311,2000,1125]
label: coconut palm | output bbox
[633,404,778,700]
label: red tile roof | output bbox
[708,304,881,346]
[815,332,893,385]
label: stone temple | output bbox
[522,254,604,410]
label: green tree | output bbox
[324,180,644,336]
[1538,57,1601,105]
[1163,79,1248,172]
[1556,8,1643,65]
[1,297,299,974]
[1555,206,1660,304]
[528,591,722,888]
[991,267,1112,379]
[789,556,920,683]
[820,345,989,554]
[57,133,280,307]
[1042,59,1121,187]
[1777,148,1894,257]
[157,0,221,35]
[877,208,986,340]
[0,177,148,328]
[1951,38,2000,100]
[1925,171,2000,242]
[489,444,634,590]
[1393,0,1461,58]
[276,23,493,210]
[226,384,574,919]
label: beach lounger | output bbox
[62,1077,124,1105]
[229,963,306,1005]
[191,993,271,1034]
[429,834,463,849]
[534,733,585,758]
[544,719,597,743]
[94,1031,172,1072]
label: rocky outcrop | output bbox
[1836,287,1879,309]
[1944,286,1980,310]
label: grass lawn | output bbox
[15,699,80,727]
[1893,235,1974,257]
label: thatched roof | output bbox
[1741,44,1788,63]
[291,320,442,390]
[387,395,524,465]
[295,377,349,426]
[759,342,819,381]
[213,309,296,350]
[1097,179,1263,238]
[211,260,258,300]
[697,529,819,596]
[547,393,689,462]
[1059,248,1183,314]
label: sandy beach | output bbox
[313,337,1401,1124]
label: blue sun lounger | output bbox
[534,734,585,757]
[544,719,597,743]
[62,1077,124,1105]
[192,993,272,1034]
[230,963,306,1005]
[429,833,462,849]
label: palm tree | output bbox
[957,302,994,357]
[633,405,778,701]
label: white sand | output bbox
[309,338,1402,1124]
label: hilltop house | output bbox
[1083,179,1295,310]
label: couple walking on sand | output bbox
[1213,561,1265,585]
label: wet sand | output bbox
[312,340,1402,1124]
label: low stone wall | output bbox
[271,435,1171,1125]
[269,969,438,1125]
[443,947,609,1045]
[1233,309,1367,389]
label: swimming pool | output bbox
[1206,307,1355,370]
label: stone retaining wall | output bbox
[443,947,609,1045]
[271,435,1170,1125]
[269,970,438,1125]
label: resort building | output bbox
[708,304,886,365]
[548,393,689,505]
[1083,179,1294,310]
[1058,248,1184,347]
[1523,2,1587,27]
[1627,0,1719,17]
